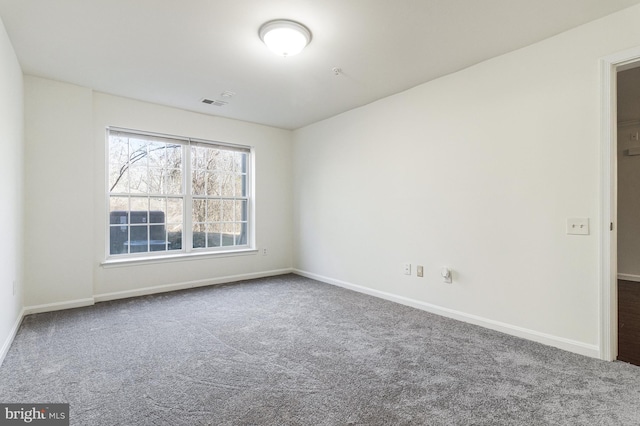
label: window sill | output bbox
[101,248,259,268]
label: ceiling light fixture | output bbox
[259,19,312,57]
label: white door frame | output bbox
[600,47,640,361]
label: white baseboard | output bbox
[0,308,25,367]
[94,268,294,302]
[24,298,96,315]
[294,269,600,359]
[617,273,640,283]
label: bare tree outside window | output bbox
[191,145,248,248]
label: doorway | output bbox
[600,47,640,363]
[616,66,640,366]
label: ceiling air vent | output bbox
[201,98,228,106]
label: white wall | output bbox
[24,76,94,308]
[0,15,24,362]
[293,4,640,357]
[22,77,293,307]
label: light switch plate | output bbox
[567,218,589,235]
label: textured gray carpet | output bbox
[1,274,640,425]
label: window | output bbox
[107,128,252,258]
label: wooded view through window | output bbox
[108,129,251,257]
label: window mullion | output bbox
[184,143,193,253]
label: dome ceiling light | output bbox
[259,19,312,57]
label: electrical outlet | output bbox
[403,263,411,275]
[262,248,268,256]
[416,265,424,277]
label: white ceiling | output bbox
[1,0,640,130]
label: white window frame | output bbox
[105,127,255,262]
